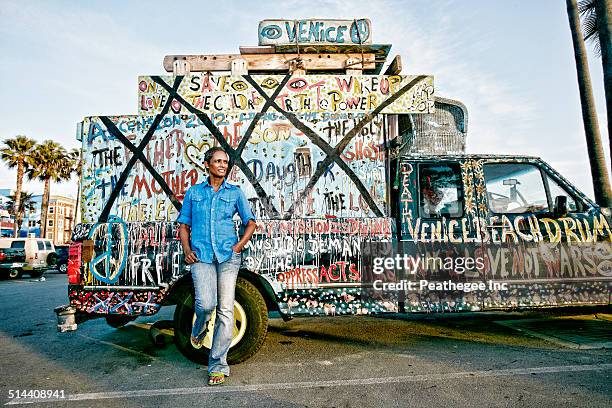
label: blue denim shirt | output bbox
[177,179,256,264]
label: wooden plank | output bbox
[345,57,362,75]
[239,45,275,54]
[384,55,402,75]
[274,43,391,74]
[273,43,390,57]
[258,19,371,46]
[163,53,376,72]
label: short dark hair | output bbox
[204,146,228,164]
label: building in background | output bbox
[0,188,43,237]
[45,195,76,245]
[0,190,76,242]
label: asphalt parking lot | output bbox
[0,272,610,407]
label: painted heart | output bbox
[185,143,208,173]
[171,99,182,113]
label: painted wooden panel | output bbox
[138,75,434,115]
[258,19,372,46]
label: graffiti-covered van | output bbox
[57,18,611,365]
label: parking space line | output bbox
[77,334,157,360]
[5,363,612,405]
[496,319,612,349]
[131,322,174,337]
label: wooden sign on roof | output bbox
[137,74,434,115]
[258,19,371,46]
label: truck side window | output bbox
[37,241,45,250]
[483,163,548,214]
[10,241,25,249]
[545,174,578,212]
[45,241,53,250]
[418,163,464,218]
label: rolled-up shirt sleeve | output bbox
[177,188,193,226]
[236,188,256,226]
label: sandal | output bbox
[208,372,225,386]
[190,334,206,349]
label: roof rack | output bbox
[165,44,399,76]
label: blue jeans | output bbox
[191,252,241,375]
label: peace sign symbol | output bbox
[88,216,128,284]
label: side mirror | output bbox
[554,195,568,217]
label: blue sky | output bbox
[0,0,609,200]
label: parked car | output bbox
[0,247,26,279]
[0,238,55,278]
[54,245,69,273]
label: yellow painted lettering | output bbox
[541,218,561,243]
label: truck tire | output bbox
[8,269,21,279]
[174,277,268,365]
[105,315,136,328]
[46,252,58,267]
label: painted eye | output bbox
[287,78,307,91]
[260,24,282,40]
[231,81,248,91]
[261,77,279,89]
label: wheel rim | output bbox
[191,301,247,349]
[59,264,67,273]
[8,270,18,278]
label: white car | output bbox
[0,238,56,277]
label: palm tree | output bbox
[1,135,37,237]
[6,191,35,236]
[26,141,67,238]
[567,0,612,206]
[579,0,612,162]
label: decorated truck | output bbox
[57,19,611,365]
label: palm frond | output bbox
[578,0,601,56]
[0,135,37,168]
[26,140,67,182]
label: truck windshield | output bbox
[484,163,548,214]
